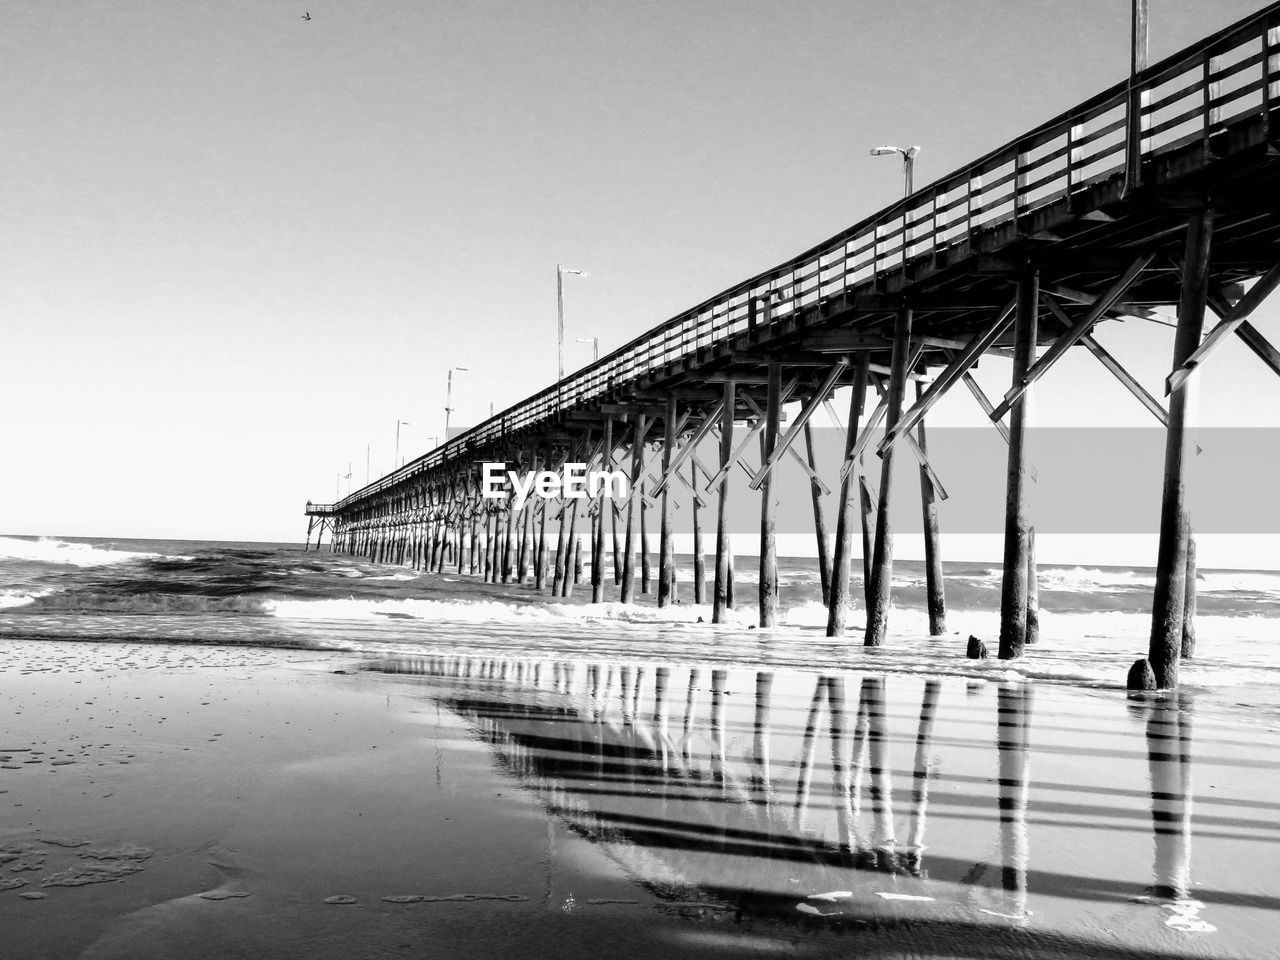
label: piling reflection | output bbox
[360,654,1278,942]
[1142,692,1215,933]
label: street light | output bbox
[557,265,588,383]
[576,336,599,363]
[444,366,468,438]
[870,144,921,196]
[395,419,411,468]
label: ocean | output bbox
[4,534,1280,957]
[2,534,1278,713]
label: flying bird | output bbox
[301,11,311,20]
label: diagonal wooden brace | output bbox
[739,390,831,495]
[747,361,848,492]
[1042,298,1168,426]
[647,401,723,500]
[1166,261,1280,395]
[878,302,1015,454]
[863,372,948,499]
[992,252,1155,421]
[703,378,801,494]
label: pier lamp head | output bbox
[869,145,899,157]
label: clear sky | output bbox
[2,0,1276,552]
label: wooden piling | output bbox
[612,502,622,585]
[713,381,735,624]
[827,357,869,637]
[640,482,651,595]
[592,417,613,603]
[865,308,912,647]
[518,460,535,583]
[998,268,1039,660]
[760,363,782,627]
[562,485,580,598]
[503,489,517,583]
[621,415,647,604]
[803,422,831,606]
[859,475,875,610]
[1182,532,1197,658]
[659,397,677,608]
[915,381,946,636]
[692,459,705,604]
[535,495,548,590]
[1149,209,1212,688]
[1026,527,1040,645]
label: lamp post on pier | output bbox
[870,144,920,196]
[444,366,468,439]
[395,419,411,468]
[576,336,600,363]
[557,265,588,385]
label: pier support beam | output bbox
[692,459,705,604]
[1147,209,1213,689]
[592,418,613,603]
[621,415,648,604]
[865,309,912,647]
[659,397,677,607]
[804,422,831,606]
[713,381,735,624]
[759,363,782,627]
[999,265,1040,660]
[828,358,870,637]
[916,381,946,636]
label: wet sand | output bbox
[2,638,1278,958]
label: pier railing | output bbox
[339,2,1280,508]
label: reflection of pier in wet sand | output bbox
[365,654,1280,955]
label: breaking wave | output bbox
[0,536,161,568]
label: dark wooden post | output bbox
[621,415,647,604]
[640,481,652,594]
[612,502,622,585]
[517,464,533,583]
[760,363,782,627]
[592,417,613,603]
[860,475,876,610]
[562,495,580,598]
[1026,527,1040,645]
[865,308,912,646]
[1147,209,1212,688]
[803,421,831,606]
[503,486,518,583]
[916,381,946,635]
[535,494,548,590]
[999,268,1039,660]
[713,381,735,624]
[692,459,705,604]
[1182,533,1197,658]
[659,397,677,607]
[828,357,869,637]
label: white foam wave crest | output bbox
[0,591,44,610]
[1196,570,1280,594]
[0,536,159,568]
[1032,567,1157,590]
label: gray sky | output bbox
[2,0,1276,546]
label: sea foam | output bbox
[0,537,159,568]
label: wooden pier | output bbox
[306,4,1280,689]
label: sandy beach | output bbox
[3,632,1278,959]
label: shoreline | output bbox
[4,637,1280,958]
